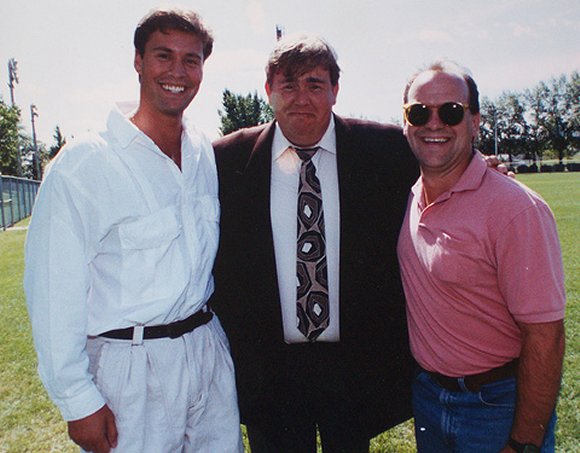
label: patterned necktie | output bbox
[294,146,329,341]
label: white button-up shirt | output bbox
[24,106,219,421]
[270,118,340,343]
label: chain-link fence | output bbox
[1,175,40,230]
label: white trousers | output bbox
[84,315,243,453]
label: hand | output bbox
[483,155,516,178]
[67,405,118,453]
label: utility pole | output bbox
[30,104,41,180]
[8,59,19,106]
[8,58,23,176]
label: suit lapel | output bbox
[334,116,360,338]
[241,122,276,226]
[240,123,286,339]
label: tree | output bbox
[526,73,579,164]
[565,71,580,155]
[49,125,66,159]
[0,97,22,175]
[478,96,498,155]
[218,89,273,135]
[524,85,549,164]
[495,92,529,160]
[479,94,529,160]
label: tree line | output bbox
[478,71,579,166]
[0,98,65,179]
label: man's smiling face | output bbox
[134,28,204,118]
[404,70,480,177]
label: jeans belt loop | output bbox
[457,376,470,392]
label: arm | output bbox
[501,319,565,452]
[24,170,107,421]
[68,405,118,453]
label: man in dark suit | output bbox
[212,35,418,452]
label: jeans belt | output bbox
[428,359,519,393]
[99,310,213,340]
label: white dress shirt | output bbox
[270,118,340,343]
[24,105,220,420]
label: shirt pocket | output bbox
[195,194,219,223]
[118,205,187,305]
[192,195,220,261]
[427,233,487,287]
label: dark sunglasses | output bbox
[403,102,471,127]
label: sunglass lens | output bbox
[407,104,429,126]
[439,102,465,126]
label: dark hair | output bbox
[403,60,479,113]
[134,6,213,60]
[266,35,340,86]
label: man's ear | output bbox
[134,50,143,77]
[471,112,481,141]
[265,81,272,97]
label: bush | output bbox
[553,163,566,172]
[516,164,538,173]
[566,163,580,172]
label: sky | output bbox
[1,0,579,146]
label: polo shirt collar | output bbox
[452,150,487,194]
[412,150,487,205]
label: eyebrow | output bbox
[305,77,326,84]
[150,45,202,58]
[280,76,326,84]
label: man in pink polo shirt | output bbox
[397,61,566,453]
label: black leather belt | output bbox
[100,310,213,340]
[427,359,519,393]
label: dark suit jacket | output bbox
[212,115,419,438]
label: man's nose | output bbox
[170,59,187,76]
[425,108,445,129]
[294,87,310,105]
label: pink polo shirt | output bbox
[397,152,566,376]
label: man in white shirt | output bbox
[24,7,242,453]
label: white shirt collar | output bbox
[107,103,202,161]
[272,115,336,161]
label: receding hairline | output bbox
[403,60,480,113]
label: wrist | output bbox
[507,437,540,453]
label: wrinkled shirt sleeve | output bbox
[24,170,106,421]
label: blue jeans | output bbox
[412,370,556,452]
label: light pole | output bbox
[8,58,18,106]
[30,104,40,180]
[493,108,498,156]
[8,59,23,176]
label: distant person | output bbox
[212,34,418,452]
[24,7,242,453]
[397,61,566,453]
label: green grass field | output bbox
[0,173,578,452]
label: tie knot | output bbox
[293,146,319,163]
